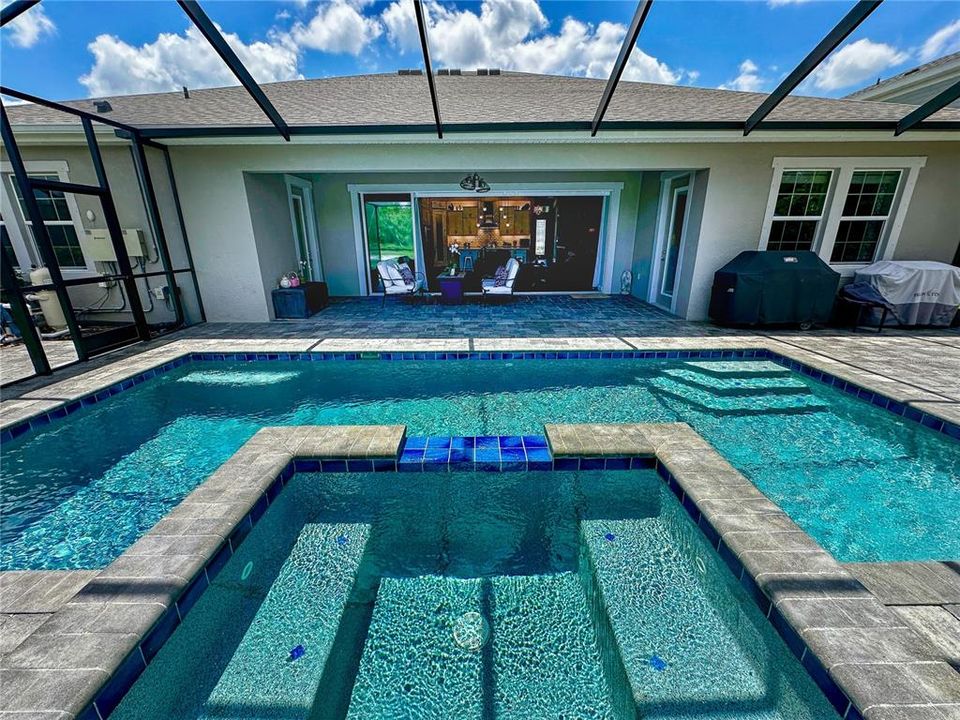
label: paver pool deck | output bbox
[1,296,958,719]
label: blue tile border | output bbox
[4,346,957,447]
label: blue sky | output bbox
[2,0,958,101]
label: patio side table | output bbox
[437,272,467,304]
[271,281,329,318]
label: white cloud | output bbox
[719,59,765,92]
[79,25,301,97]
[919,19,960,62]
[2,1,56,48]
[812,38,909,91]
[381,0,683,84]
[290,0,382,56]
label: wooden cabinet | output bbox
[446,210,462,237]
[516,210,530,236]
[463,205,478,233]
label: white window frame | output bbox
[762,168,836,252]
[829,168,903,264]
[759,156,926,275]
[0,160,95,276]
[348,182,623,295]
[649,171,695,312]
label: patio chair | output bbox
[377,260,425,307]
[481,257,520,302]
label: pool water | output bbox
[2,358,958,569]
[111,469,839,720]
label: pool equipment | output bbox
[28,267,68,330]
[452,611,489,652]
[288,644,305,661]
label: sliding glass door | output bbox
[362,194,414,293]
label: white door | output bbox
[286,177,323,282]
[651,174,692,311]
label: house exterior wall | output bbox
[242,173,299,320]
[0,140,182,325]
[301,170,644,298]
[8,136,956,323]
[166,138,960,321]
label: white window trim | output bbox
[0,160,96,277]
[759,156,926,275]
[648,171,695,313]
[762,168,836,252]
[347,182,623,294]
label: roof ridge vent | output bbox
[93,100,112,113]
[477,68,488,76]
[398,68,424,75]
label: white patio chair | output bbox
[377,260,424,307]
[481,257,520,302]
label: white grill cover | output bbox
[855,260,960,326]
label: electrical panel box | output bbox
[80,228,146,262]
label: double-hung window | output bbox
[766,170,832,252]
[760,158,924,273]
[8,175,87,269]
[830,170,902,263]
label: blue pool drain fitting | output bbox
[289,644,305,661]
[649,655,667,671]
[336,534,349,546]
[604,533,616,542]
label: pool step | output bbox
[197,522,371,718]
[683,360,792,378]
[346,575,485,719]
[347,573,627,719]
[580,515,828,719]
[488,572,632,719]
[662,367,811,396]
[649,376,828,415]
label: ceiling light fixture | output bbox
[460,172,490,193]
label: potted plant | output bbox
[447,243,461,275]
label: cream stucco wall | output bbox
[0,140,188,325]
[63,135,960,322]
[300,170,644,298]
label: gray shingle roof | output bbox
[846,52,960,100]
[7,71,960,133]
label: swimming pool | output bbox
[110,468,840,719]
[2,354,957,569]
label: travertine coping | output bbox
[547,422,960,719]
[0,425,405,720]
[2,420,958,718]
[545,423,654,456]
[3,335,959,432]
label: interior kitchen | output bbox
[417,196,604,293]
